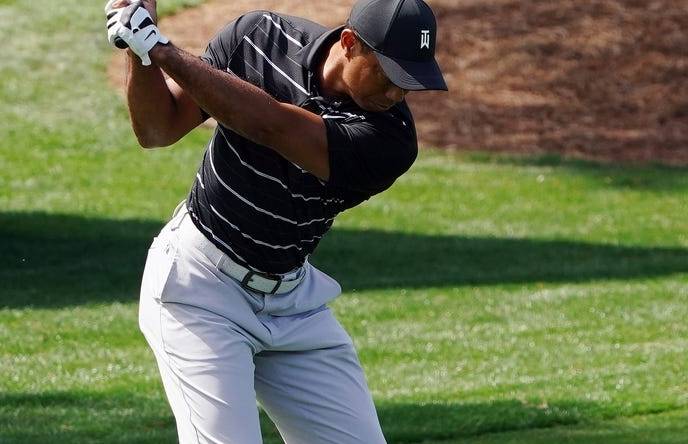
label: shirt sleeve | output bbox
[200,10,267,69]
[324,110,418,195]
[198,11,267,119]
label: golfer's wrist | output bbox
[149,40,173,64]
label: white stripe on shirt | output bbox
[218,127,321,202]
[189,212,256,269]
[262,14,304,48]
[209,140,331,226]
[242,36,309,95]
[210,204,322,251]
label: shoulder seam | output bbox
[263,11,307,39]
[227,10,272,62]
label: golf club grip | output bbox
[114,37,129,49]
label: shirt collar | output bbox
[298,25,345,71]
[297,25,353,105]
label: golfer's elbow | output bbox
[136,134,165,149]
[134,127,174,149]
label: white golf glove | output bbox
[105,0,168,66]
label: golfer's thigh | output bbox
[144,300,263,444]
[254,343,386,444]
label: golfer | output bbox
[105,0,446,442]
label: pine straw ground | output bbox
[109,0,688,165]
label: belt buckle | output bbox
[241,271,282,295]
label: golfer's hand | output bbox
[105,0,157,22]
[105,0,168,66]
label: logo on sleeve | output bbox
[420,30,430,49]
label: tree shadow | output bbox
[0,391,683,443]
[312,229,688,291]
[376,401,686,444]
[0,211,161,309]
[2,211,687,308]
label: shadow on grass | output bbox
[376,400,685,444]
[0,212,161,308]
[0,391,684,444]
[0,391,177,444]
[313,229,688,291]
[2,211,687,308]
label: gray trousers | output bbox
[138,208,386,443]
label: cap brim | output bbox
[374,52,448,91]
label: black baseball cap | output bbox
[348,0,448,91]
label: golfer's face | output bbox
[347,45,408,112]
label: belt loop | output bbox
[216,255,228,273]
[170,200,188,231]
[172,199,187,218]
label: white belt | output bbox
[173,203,305,295]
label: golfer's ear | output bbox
[340,29,357,57]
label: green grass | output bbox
[1,0,687,443]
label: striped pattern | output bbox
[188,12,367,273]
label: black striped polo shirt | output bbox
[187,10,418,274]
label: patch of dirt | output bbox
[108,0,688,165]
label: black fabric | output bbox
[375,51,448,91]
[348,0,447,91]
[324,105,417,194]
[187,10,418,273]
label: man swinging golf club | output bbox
[106,0,446,441]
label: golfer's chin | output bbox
[359,100,395,113]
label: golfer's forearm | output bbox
[125,51,179,147]
[149,43,285,146]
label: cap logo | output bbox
[420,30,431,49]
